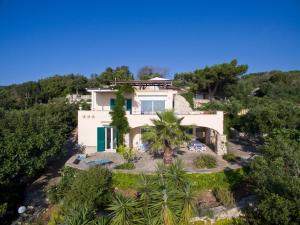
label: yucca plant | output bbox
[64,203,94,225]
[179,184,196,225]
[137,174,154,224]
[149,189,179,225]
[108,194,139,225]
[167,159,189,188]
[108,161,196,225]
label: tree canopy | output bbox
[96,66,134,85]
[137,66,167,80]
[174,59,248,99]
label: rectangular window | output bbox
[153,100,165,112]
[141,100,153,114]
[110,99,116,110]
[141,100,165,114]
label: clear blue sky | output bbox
[0,0,299,85]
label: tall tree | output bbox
[137,66,167,80]
[110,85,133,145]
[98,66,134,85]
[142,111,191,165]
[175,59,248,99]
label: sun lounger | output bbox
[85,159,112,166]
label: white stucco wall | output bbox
[89,89,177,114]
[78,110,224,153]
[127,111,223,134]
[80,88,224,154]
[77,111,112,154]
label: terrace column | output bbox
[216,134,227,155]
[124,133,130,147]
[205,128,211,145]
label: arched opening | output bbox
[128,125,227,155]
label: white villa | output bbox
[78,78,227,155]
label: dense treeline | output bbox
[1,61,300,224]
[178,67,300,224]
[0,75,88,110]
[0,99,77,223]
[0,66,133,110]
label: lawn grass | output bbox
[112,168,246,191]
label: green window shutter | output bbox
[126,99,132,113]
[97,127,105,151]
[110,99,116,110]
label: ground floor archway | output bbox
[128,125,227,155]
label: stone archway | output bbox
[193,126,227,155]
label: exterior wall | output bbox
[78,111,112,154]
[90,88,177,114]
[127,111,224,134]
[79,88,226,155]
[93,92,134,111]
[130,127,141,149]
[78,110,224,154]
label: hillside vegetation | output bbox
[175,67,300,225]
[0,62,300,224]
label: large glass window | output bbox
[141,100,165,114]
[141,100,153,114]
[153,100,165,112]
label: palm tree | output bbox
[142,111,191,165]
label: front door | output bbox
[97,127,116,152]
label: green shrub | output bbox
[112,172,144,188]
[48,206,63,225]
[213,188,235,208]
[0,203,7,217]
[222,153,241,163]
[63,166,112,211]
[193,154,217,168]
[115,162,135,170]
[47,167,78,204]
[112,168,246,192]
[191,218,243,225]
[213,218,235,225]
[117,145,137,162]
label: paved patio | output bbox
[66,143,252,173]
